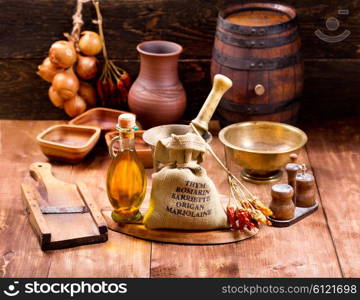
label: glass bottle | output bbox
[106,114,147,223]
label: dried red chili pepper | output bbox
[97,78,111,106]
[97,71,131,109]
[108,78,116,94]
[226,207,238,230]
[236,209,255,232]
[120,71,132,89]
[112,88,123,107]
[116,78,124,89]
[96,80,104,106]
[117,79,129,105]
[106,78,116,107]
[93,0,132,110]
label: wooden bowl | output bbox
[105,130,153,168]
[69,107,142,132]
[219,121,307,183]
[37,125,101,163]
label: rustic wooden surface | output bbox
[1,119,359,277]
[306,117,360,278]
[0,0,359,120]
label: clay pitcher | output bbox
[128,40,187,129]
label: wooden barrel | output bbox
[211,2,304,127]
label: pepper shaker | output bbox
[269,184,295,220]
[295,166,316,207]
[285,153,300,204]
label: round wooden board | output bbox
[102,210,258,245]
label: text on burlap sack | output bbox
[166,180,212,217]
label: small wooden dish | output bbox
[37,125,101,163]
[69,107,142,132]
[105,130,153,168]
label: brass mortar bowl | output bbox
[219,121,308,183]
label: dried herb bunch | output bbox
[190,123,273,232]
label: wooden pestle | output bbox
[191,74,233,133]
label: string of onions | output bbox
[37,0,100,117]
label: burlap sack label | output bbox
[143,133,228,230]
[168,180,211,218]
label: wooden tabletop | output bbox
[0,119,359,278]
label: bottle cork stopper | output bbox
[118,113,136,129]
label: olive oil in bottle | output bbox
[106,114,147,222]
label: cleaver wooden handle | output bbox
[191,74,232,132]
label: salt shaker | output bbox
[285,153,300,204]
[295,166,316,207]
[269,184,295,220]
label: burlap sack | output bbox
[143,133,228,230]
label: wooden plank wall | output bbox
[0,0,359,121]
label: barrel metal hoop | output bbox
[215,30,299,49]
[212,49,302,71]
[218,11,297,36]
[218,97,300,115]
[217,7,297,36]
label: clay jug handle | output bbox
[191,74,232,132]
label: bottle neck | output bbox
[119,130,135,151]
